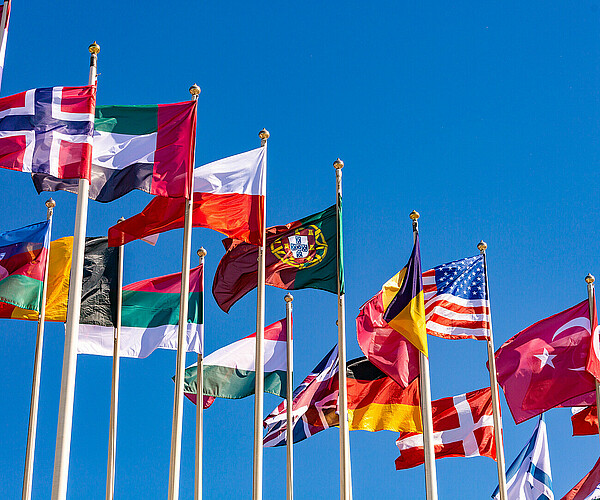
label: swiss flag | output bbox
[395,387,496,470]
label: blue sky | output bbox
[0,1,599,498]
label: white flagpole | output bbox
[0,0,11,94]
[584,273,600,444]
[333,158,352,500]
[409,211,438,500]
[478,241,508,500]
[195,247,206,500]
[252,128,269,500]
[51,42,99,500]
[284,293,294,500]
[106,218,125,500]
[22,198,56,500]
[168,83,200,500]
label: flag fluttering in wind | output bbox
[0,0,11,92]
[212,203,339,313]
[395,387,496,470]
[0,86,95,178]
[495,300,597,424]
[33,101,197,202]
[183,319,287,407]
[571,406,598,436]
[423,254,490,340]
[492,415,553,500]
[108,147,266,247]
[562,456,600,500]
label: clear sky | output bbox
[0,1,599,498]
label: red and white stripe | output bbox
[422,268,491,341]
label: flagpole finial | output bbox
[477,240,487,253]
[189,84,201,97]
[586,273,595,284]
[409,210,420,221]
[45,198,56,209]
[197,247,207,258]
[284,293,293,303]
[117,216,125,223]
[259,128,270,140]
[333,158,344,170]
[88,42,100,55]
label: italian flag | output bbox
[77,264,203,358]
[33,101,197,202]
[183,318,287,406]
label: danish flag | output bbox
[0,85,96,179]
[395,387,496,470]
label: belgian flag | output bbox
[347,357,422,433]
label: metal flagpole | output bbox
[106,218,125,500]
[195,247,206,500]
[168,83,200,500]
[409,211,438,500]
[284,293,294,500]
[584,273,600,444]
[478,241,508,500]
[253,128,269,500]
[51,42,99,500]
[333,158,351,500]
[22,198,56,500]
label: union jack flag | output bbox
[263,345,339,447]
[423,254,491,340]
[0,86,95,179]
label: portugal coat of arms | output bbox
[270,225,328,269]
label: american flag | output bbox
[423,254,490,341]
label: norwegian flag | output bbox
[0,86,96,179]
[395,387,496,470]
[423,254,491,341]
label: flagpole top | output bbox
[189,84,201,97]
[118,216,125,223]
[333,158,344,170]
[197,247,207,258]
[88,42,100,55]
[409,210,420,221]
[284,293,293,303]
[477,240,487,253]
[259,129,270,140]
[45,198,56,209]
[586,273,595,284]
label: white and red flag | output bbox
[0,86,96,179]
[562,456,600,500]
[395,387,496,470]
[0,0,11,92]
[586,290,600,380]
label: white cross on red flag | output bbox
[395,387,496,470]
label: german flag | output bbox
[347,357,422,433]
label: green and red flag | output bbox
[212,202,342,312]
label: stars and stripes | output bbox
[423,254,491,340]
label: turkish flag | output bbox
[495,300,596,424]
[586,290,600,380]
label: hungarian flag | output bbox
[183,319,287,406]
[395,387,496,470]
[0,86,95,179]
[33,101,197,201]
[212,203,340,313]
[0,220,50,312]
[109,147,266,247]
[0,0,11,92]
[571,406,598,436]
[495,300,597,424]
[78,263,203,358]
[562,457,600,500]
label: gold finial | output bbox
[409,210,420,221]
[88,41,100,55]
[118,216,125,223]
[189,84,201,97]
[197,247,207,258]
[586,273,595,284]
[45,198,56,209]
[284,293,293,303]
[259,128,270,140]
[477,240,487,253]
[333,158,344,170]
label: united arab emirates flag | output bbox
[212,201,342,313]
[32,101,197,202]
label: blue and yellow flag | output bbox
[382,234,427,356]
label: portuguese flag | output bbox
[33,101,197,202]
[212,201,342,313]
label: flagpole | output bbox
[168,83,200,500]
[253,128,269,500]
[22,198,56,500]
[106,218,125,500]
[410,211,438,500]
[284,293,294,500]
[51,42,98,500]
[584,273,600,444]
[195,247,206,500]
[333,158,352,500]
[478,241,508,500]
